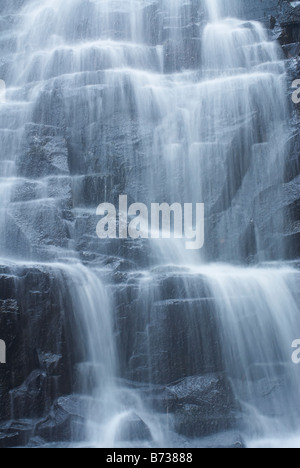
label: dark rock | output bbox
[35,396,87,442]
[162,374,239,438]
[281,4,300,27]
[165,373,237,409]
[117,272,224,384]
[163,38,202,73]
[0,0,299,449]
[233,363,300,421]
[270,16,277,30]
[0,431,22,449]
[282,42,300,58]
[17,124,69,179]
[0,266,75,423]
[197,431,246,449]
[141,3,162,46]
[0,420,35,448]
[174,405,236,438]
[9,370,48,419]
[238,0,281,25]
[37,353,64,377]
[116,413,152,442]
[279,4,300,43]
[26,436,47,448]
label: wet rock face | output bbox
[0,0,299,448]
[0,266,74,422]
[228,0,300,260]
[243,1,300,259]
[280,4,300,43]
[277,3,300,258]
[0,0,298,264]
[116,272,224,385]
[35,395,87,443]
[17,125,69,179]
[153,373,239,438]
[243,0,283,23]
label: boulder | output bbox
[197,431,246,449]
[0,420,35,448]
[116,413,152,442]
[116,272,224,385]
[156,373,239,438]
[35,396,86,442]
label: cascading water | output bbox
[54,263,167,448]
[0,0,299,448]
[205,264,300,447]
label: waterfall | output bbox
[204,0,220,21]
[53,263,167,448]
[0,0,299,448]
[205,264,300,446]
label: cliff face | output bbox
[284,7,300,259]
[0,0,299,448]
[0,0,298,264]
[279,3,300,259]
[231,0,300,259]
[0,267,75,446]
